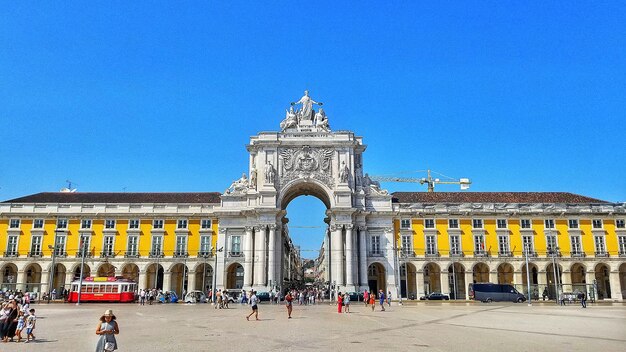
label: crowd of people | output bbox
[0,293,36,343]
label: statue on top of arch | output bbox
[280,90,331,132]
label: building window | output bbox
[175,236,188,256]
[424,219,435,229]
[9,219,20,229]
[105,219,116,229]
[81,219,92,229]
[594,236,606,255]
[201,219,212,230]
[570,235,582,255]
[230,235,241,255]
[568,219,579,229]
[200,235,212,256]
[33,219,44,229]
[619,236,626,255]
[401,235,412,255]
[521,219,532,229]
[544,219,555,229]
[546,234,558,254]
[522,235,534,254]
[30,235,42,256]
[474,234,485,255]
[472,219,483,229]
[102,236,115,257]
[56,218,68,229]
[450,235,461,255]
[498,235,510,255]
[448,219,459,229]
[497,219,507,229]
[127,236,139,257]
[6,235,18,256]
[426,235,437,255]
[616,219,625,229]
[153,219,164,229]
[400,219,411,229]
[151,236,163,256]
[54,234,67,255]
[129,219,140,229]
[78,235,91,257]
[592,219,603,229]
[371,235,381,255]
[177,219,188,229]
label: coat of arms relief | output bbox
[279,146,335,188]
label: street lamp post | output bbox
[524,244,532,307]
[212,247,223,304]
[548,245,560,303]
[76,236,87,305]
[47,233,59,304]
[394,245,402,305]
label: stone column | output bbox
[41,271,51,294]
[489,270,498,284]
[331,224,344,288]
[138,270,148,290]
[609,270,621,300]
[187,270,196,292]
[345,224,354,288]
[514,271,523,288]
[561,269,572,292]
[254,226,267,286]
[384,227,397,295]
[323,228,330,284]
[162,271,172,292]
[440,271,448,295]
[216,228,227,289]
[244,226,254,288]
[268,225,276,288]
[359,226,368,287]
[464,271,474,299]
[16,270,26,292]
[275,227,283,288]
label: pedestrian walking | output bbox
[542,287,548,301]
[387,291,392,307]
[285,291,293,319]
[139,289,146,306]
[14,310,25,342]
[337,292,343,313]
[246,291,259,321]
[95,309,119,351]
[25,308,36,343]
[0,299,18,342]
[343,293,350,313]
[369,293,376,311]
[364,290,369,307]
[580,291,587,308]
[379,289,386,311]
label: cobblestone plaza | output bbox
[2,302,624,352]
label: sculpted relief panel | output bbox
[279,146,335,188]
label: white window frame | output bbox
[177,219,188,229]
[30,235,42,256]
[592,219,603,229]
[594,235,606,254]
[448,219,459,229]
[371,235,381,255]
[127,235,139,256]
[199,235,212,255]
[128,219,140,230]
[616,219,625,229]
[81,219,92,229]
[520,219,532,229]
[6,235,19,256]
[9,218,20,229]
[496,219,508,229]
[544,219,555,229]
[33,219,44,229]
[546,233,558,254]
[56,218,68,229]
[474,234,485,255]
[54,234,67,255]
[425,235,437,255]
[522,235,534,254]
[201,219,212,230]
[472,219,483,229]
[401,235,412,255]
[78,234,91,257]
[105,219,116,229]
[450,234,461,255]
[618,235,626,255]
[570,235,582,255]
[153,219,164,229]
[102,235,115,256]
[230,235,241,255]
[175,235,188,256]
[424,219,435,229]
[568,219,579,229]
[498,235,510,255]
[151,235,163,256]
[400,219,411,229]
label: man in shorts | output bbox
[246,291,259,321]
[25,308,36,343]
[285,291,293,319]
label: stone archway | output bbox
[400,262,417,299]
[97,263,116,277]
[368,263,386,294]
[570,263,587,293]
[619,263,626,300]
[49,263,67,295]
[194,263,213,291]
[146,263,164,290]
[72,263,91,280]
[546,263,563,300]
[1,263,18,291]
[473,262,490,283]
[497,263,514,284]
[595,263,611,299]
[170,263,188,296]
[448,263,466,300]
[521,263,539,299]
[121,263,140,283]
[423,262,441,294]
[226,263,244,290]
[24,263,43,293]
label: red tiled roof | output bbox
[2,192,222,204]
[391,192,610,204]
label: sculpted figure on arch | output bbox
[265,161,275,184]
[291,90,322,121]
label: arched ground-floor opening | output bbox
[423,262,441,295]
[399,262,417,299]
[570,263,587,293]
[472,262,489,284]
[146,264,164,290]
[226,263,244,290]
[448,263,466,300]
[546,263,563,300]
[595,263,611,299]
[620,263,626,300]
[72,263,91,280]
[1,263,18,291]
[24,263,43,293]
[121,263,139,283]
[97,263,116,277]
[521,263,539,299]
[368,263,386,294]
[170,263,188,297]
[194,263,213,292]
[497,263,514,284]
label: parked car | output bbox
[184,290,207,303]
[420,292,450,300]
[255,291,271,302]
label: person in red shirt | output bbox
[285,291,293,319]
[364,290,369,307]
[337,292,343,313]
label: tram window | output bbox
[81,285,87,292]
[87,285,93,293]
[112,285,119,293]
[121,285,128,292]
[72,285,78,291]
[94,285,100,293]
[105,285,112,293]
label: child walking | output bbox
[14,310,25,343]
[25,309,36,343]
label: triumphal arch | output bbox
[217,91,395,293]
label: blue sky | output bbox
[1,2,625,258]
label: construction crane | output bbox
[371,170,471,193]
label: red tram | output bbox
[67,277,137,303]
